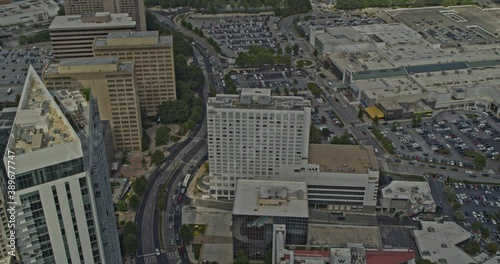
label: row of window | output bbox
[308,185,366,191]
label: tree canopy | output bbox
[334,0,473,10]
[132,176,148,195]
[462,241,480,255]
[234,250,250,264]
[151,150,165,165]
[309,125,323,144]
[128,194,140,210]
[180,224,194,245]
[236,45,291,67]
[18,30,50,45]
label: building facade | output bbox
[49,12,136,60]
[0,0,59,27]
[207,89,312,200]
[43,57,143,152]
[63,0,146,31]
[93,31,176,116]
[0,108,16,259]
[3,66,122,263]
[232,180,309,261]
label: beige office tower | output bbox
[63,0,146,31]
[43,57,143,152]
[94,31,176,116]
[49,12,136,60]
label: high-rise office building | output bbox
[43,57,143,152]
[49,12,136,60]
[93,31,176,116]
[3,66,122,263]
[63,0,146,31]
[0,108,16,259]
[207,89,312,200]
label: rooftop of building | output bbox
[414,221,476,264]
[49,12,136,30]
[378,101,404,111]
[232,179,309,218]
[386,6,500,46]
[0,0,58,18]
[308,144,379,173]
[364,250,417,264]
[93,31,172,47]
[381,181,435,204]
[208,88,311,111]
[7,66,79,155]
[0,256,14,264]
[44,57,133,75]
[54,90,89,130]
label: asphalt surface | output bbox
[135,18,213,262]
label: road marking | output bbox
[166,252,180,259]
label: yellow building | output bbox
[43,57,143,152]
[93,31,176,116]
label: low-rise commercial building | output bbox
[304,144,379,214]
[43,57,142,152]
[0,0,59,27]
[233,180,309,261]
[380,181,436,216]
[414,221,476,264]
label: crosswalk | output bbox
[144,255,157,264]
[166,251,180,259]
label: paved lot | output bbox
[182,206,232,237]
[297,13,384,38]
[379,226,419,251]
[387,6,500,46]
[453,183,500,244]
[308,224,382,248]
[200,244,233,264]
[188,14,280,57]
[382,110,499,173]
[0,47,52,85]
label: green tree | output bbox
[57,5,65,15]
[209,87,217,97]
[151,150,165,165]
[180,224,194,245]
[283,87,290,95]
[486,242,499,253]
[132,176,148,196]
[123,234,139,255]
[123,221,138,236]
[234,250,250,264]
[307,82,322,96]
[321,128,330,138]
[412,116,417,127]
[155,125,170,146]
[453,210,464,221]
[309,125,323,144]
[463,241,480,255]
[117,201,128,212]
[452,202,462,211]
[471,221,482,232]
[128,194,140,210]
[157,100,190,124]
[373,115,380,126]
[358,108,364,119]
[416,115,422,125]
[313,49,318,57]
[481,227,490,238]
[473,154,487,169]
[292,87,299,95]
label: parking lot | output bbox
[387,6,500,46]
[232,66,309,91]
[381,110,499,174]
[453,182,500,244]
[188,14,280,57]
[297,13,384,38]
[0,47,52,86]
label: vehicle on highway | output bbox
[178,246,184,254]
[337,216,346,220]
[168,216,173,222]
[176,234,180,241]
[169,224,173,230]
[170,239,174,245]
[180,187,186,194]
[175,205,180,212]
[156,248,160,256]
[178,194,183,203]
